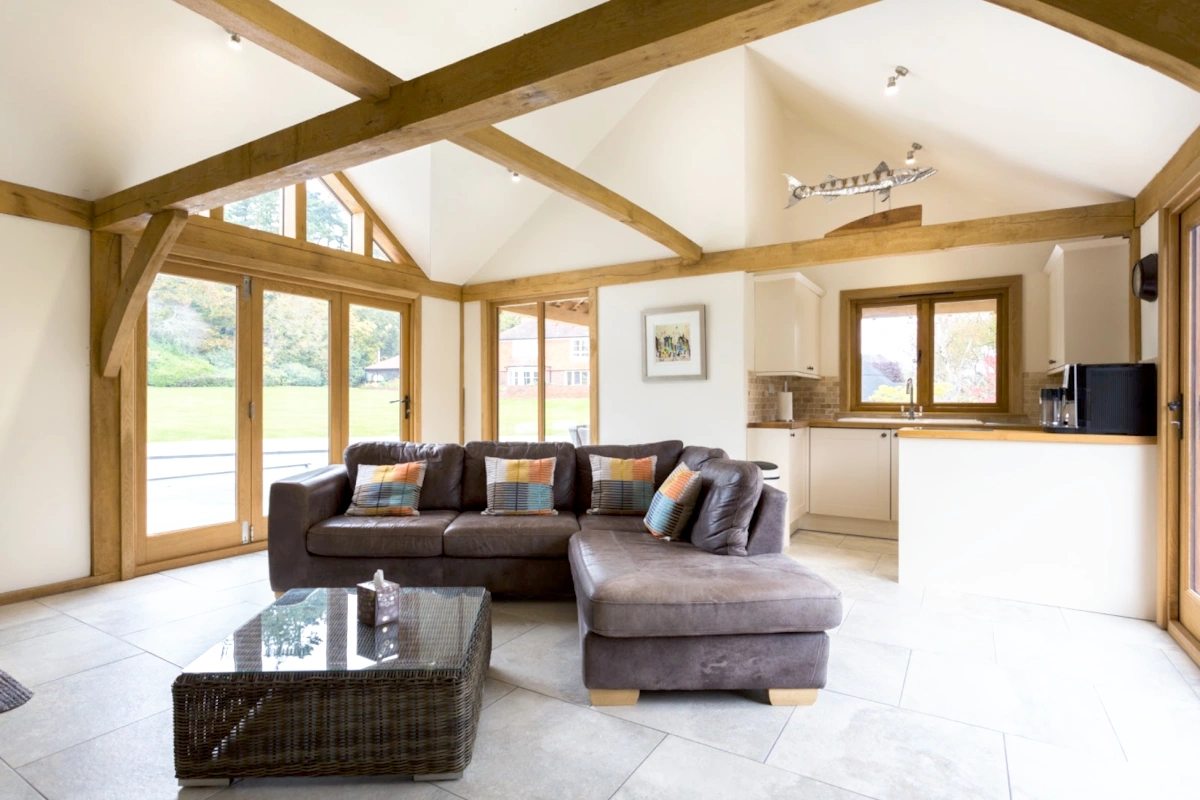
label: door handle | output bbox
[402,394,411,420]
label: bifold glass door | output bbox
[1183,199,1200,639]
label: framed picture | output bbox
[641,304,707,382]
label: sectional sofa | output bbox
[269,440,843,706]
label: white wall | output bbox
[462,301,483,442]
[793,242,1059,377]
[600,272,749,458]
[0,216,91,593]
[1140,212,1160,363]
[418,296,460,444]
[744,51,788,248]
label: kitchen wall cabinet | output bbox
[747,427,809,527]
[809,428,891,521]
[1044,239,1130,373]
[753,274,824,378]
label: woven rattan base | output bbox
[173,588,491,781]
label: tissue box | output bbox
[356,620,400,661]
[356,578,400,626]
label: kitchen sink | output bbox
[837,417,984,426]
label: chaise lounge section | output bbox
[268,439,842,705]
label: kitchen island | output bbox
[897,428,1157,619]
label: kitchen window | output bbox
[841,276,1022,415]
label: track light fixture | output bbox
[884,66,908,96]
[511,171,521,183]
[226,30,242,51]
[906,143,922,165]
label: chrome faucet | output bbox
[902,378,921,420]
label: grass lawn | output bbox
[148,387,589,442]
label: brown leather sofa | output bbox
[268,439,842,706]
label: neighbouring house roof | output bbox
[500,319,588,341]
[366,355,401,371]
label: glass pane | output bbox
[224,190,283,235]
[933,298,998,404]
[146,274,238,534]
[372,241,390,261]
[262,291,330,513]
[545,297,592,444]
[307,178,351,251]
[860,304,918,404]
[497,303,540,442]
[1192,222,1200,597]
[349,304,403,442]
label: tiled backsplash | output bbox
[748,371,1060,425]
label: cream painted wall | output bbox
[0,216,91,593]
[1140,212,1160,363]
[744,52,788,248]
[600,272,748,458]
[418,297,461,444]
[792,242,1059,377]
[462,301,483,442]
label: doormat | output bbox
[0,670,31,712]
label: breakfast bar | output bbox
[897,428,1157,619]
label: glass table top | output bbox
[183,587,487,675]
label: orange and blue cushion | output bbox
[643,463,702,540]
[482,456,557,516]
[588,455,657,515]
[345,462,426,516]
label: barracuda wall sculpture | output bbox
[785,161,936,208]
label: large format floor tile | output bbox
[613,735,864,800]
[120,601,267,667]
[595,690,794,761]
[37,573,183,612]
[786,542,882,573]
[0,607,85,647]
[0,623,141,686]
[488,619,589,705]
[922,587,1068,630]
[162,552,269,592]
[59,580,252,636]
[766,691,1010,800]
[445,688,664,800]
[837,599,996,660]
[1059,608,1177,649]
[1095,680,1200,765]
[0,652,179,767]
[899,650,1124,756]
[0,761,41,800]
[217,777,456,799]
[825,634,911,705]
[1005,734,1193,800]
[18,710,221,800]
[489,610,541,649]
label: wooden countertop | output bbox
[747,420,1043,432]
[898,428,1156,445]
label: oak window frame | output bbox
[840,276,1023,416]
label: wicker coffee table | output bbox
[173,586,491,786]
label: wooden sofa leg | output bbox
[589,689,639,706]
[768,689,818,706]
[274,591,285,599]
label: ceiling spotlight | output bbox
[510,171,521,183]
[885,65,909,96]
[906,142,923,165]
[226,30,243,51]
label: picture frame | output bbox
[641,304,707,382]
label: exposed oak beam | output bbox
[321,172,422,270]
[454,127,702,262]
[986,0,1200,93]
[461,201,1134,302]
[1135,125,1200,226]
[0,179,92,229]
[172,0,396,100]
[172,0,702,262]
[93,0,878,232]
[99,210,189,378]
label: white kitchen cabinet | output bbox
[809,428,892,521]
[754,274,824,378]
[890,429,900,522]
[1044,239,1130,373]
[747,427,809,527]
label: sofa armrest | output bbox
[745,484,788,555]
[268,465,350,591]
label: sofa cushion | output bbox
[345,462,426,516]
[678,445,728,471]
[344,442,463,510]
[444,511,581,558]
[643,463,703,541]
[464,442,576,512]
[307,510,458,558]
[482,456,558,516]
[568,530,842,637]
[687,459,763,556]
[578,514,650,533]
[586,455,656,515]
[574,441,683,513]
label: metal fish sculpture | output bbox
[785,162,936,208]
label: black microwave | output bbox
[1046,363,1157,436]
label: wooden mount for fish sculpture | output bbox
[825,205,922,238]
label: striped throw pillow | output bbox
[482,456,558,516]
[587,455,657,515]
[346,462,426,516]
[643,463,702,540]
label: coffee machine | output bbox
[1042,363,1156,436]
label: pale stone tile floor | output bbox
[0,539,1197,799]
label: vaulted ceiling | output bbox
[2,0,1199,285]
